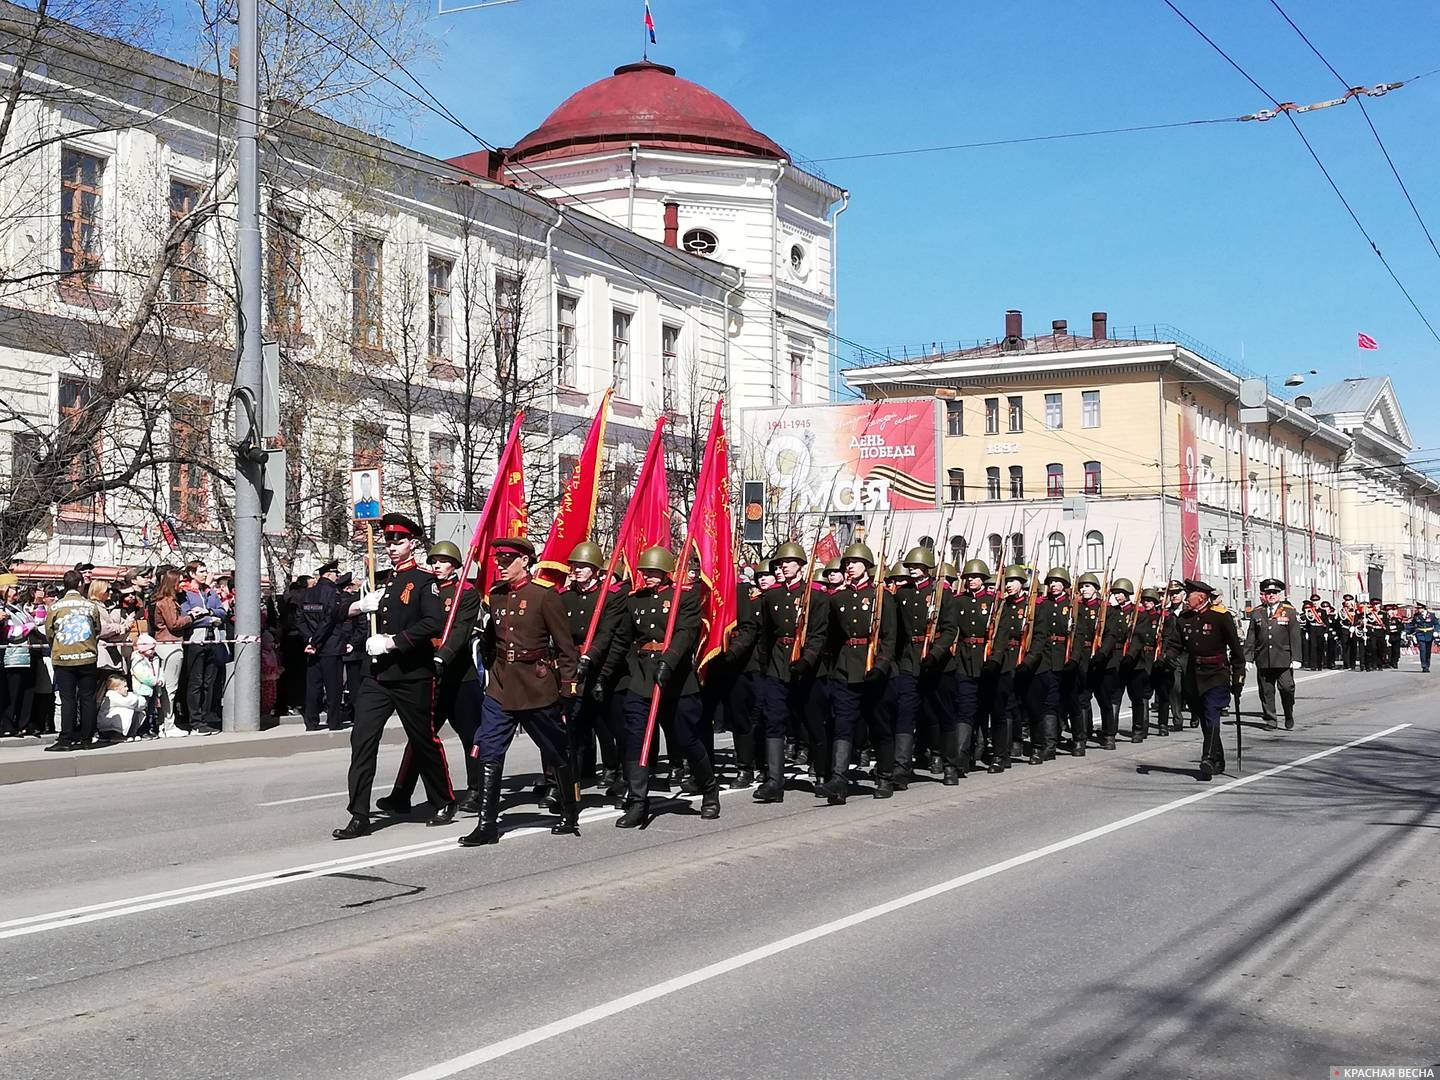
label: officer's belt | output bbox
[639,642,667,652]
[909,634,928,644]
[1047,634,1069,642]
[500,645,552,664]
[776,635,796,645]
[962,636,987,645]
[845,636,870,647]
[1195,654,1228,667]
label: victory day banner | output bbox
[740,399,940,513]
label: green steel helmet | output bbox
[1077,572,1102,589]
[902,546,938,570]
[840,543,876,567]
[428,541,463,564]
[986,573,997,586]
[824,558,842,573]
[961,559,990,579]
[637,545,676,575]
[1003,564,1029,584]
[770,541,807,565]
[1140,587,1162,603]
[1044,566,1072,587]
[1111,577,1135,596]
[885,562,909,582]
[568,541,605,569]
[940,562,959,581]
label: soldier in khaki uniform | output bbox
[1167,579,1246,780]
[460,537,580,847]
[1244,577,1303,730]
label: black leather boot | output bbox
[426,799,458,827]
[550,762,582,836]
[456,787,482,814]
[873,738,896,798]
[892,733,915,791]
[459,762,504,846]
[1198,728,1215,781]
[732,767,755,789]
[602,768,625,801]
[692,755,721,820]
[615,761,650,828]
[753,738,786,803]
[942,728,963,785]
[818,739,852,804]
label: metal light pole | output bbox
[229,0,263,731]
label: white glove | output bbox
[365,634,395,657]
[1290,660,1302,670]
[355,588,385,614]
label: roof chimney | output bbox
[1052,319,1067,338]
[1003,309,1023,348]
[663,202,679,248]
[1091,311,1108,340]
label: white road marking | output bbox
[0,788,749,941]
[257,790,351,806]
[391,721,1411,1080]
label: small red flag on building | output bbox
[688,400,736,670]
[536,390,612,585]
[615,416,671,581]
[1357,332,1379,350]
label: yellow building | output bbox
[840,310,1429,608]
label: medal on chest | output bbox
[400,582,414,605]
[861,598,870,612]
[662,601,671,615]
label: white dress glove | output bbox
[365,634,395,657]
[1289,660,1302,670]
[355,588,385,614]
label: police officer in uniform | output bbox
[1167,579,1245,780]
[297,559,346,732]
[817,543,894,803]
[333,513,456,840]
[1245,577,1303,730]
[378,541,483,814]
[562,541,625,795]
[611,545,721,827]
[460,537,581,846]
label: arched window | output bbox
[1047,531,1067,566]
[1083,460,1102,495]
[948,467,965,503]
[988,532,1003,567]
[1085,530,1104,571]
[949,534,967,563]
[1008,465,1024,499]
[986,466,1000,500]
[1046,463,1064,498]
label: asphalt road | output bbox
[2,665,1436,1080]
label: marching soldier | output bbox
[1408,602,1435,672]
[461,537,580,847]
[296,559,346,732]
[753,542,828,802]
[1300,597,1325,670]
[1019,567,1070,764]
[1244,577,1303,730]
[987,566,1028,771]
[1338,595,1362,670]
[1384,604,1403,668]
[916,552,961,782]
[884,559,927,788]
[823,559,845,592]
[817,543,895,803]
[561,541,626,797]
[1092,576,1134,750]
[332,513,455,840]
[378,541,482,814]
[1067,572,1103,754]
[943,559,993,779]
[719,565,762,787]
[1121,583,1159,741]
[1155,579,1192,731]
[610,545,720,827]
[1166,579,1245,780]
[1364,599,1387,671]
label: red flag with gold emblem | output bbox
[814,529,841,566]
[615,415,671,580]
[536,390,612,585]
[689,400,735,670]
[466,412,528,590]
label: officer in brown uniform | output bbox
[611,545,721,827]
[1244,577,1303,730]
[460,537,580,847]
[1166,579,1245,780]
[333,513,455,840]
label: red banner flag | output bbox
[689,400,736,670]
[616,416,671,580]
[536,390,612,585]
[1357,332,1379,350]
[814,529,841,566]
[466,412,528,591]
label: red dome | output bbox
[507,61,785,164]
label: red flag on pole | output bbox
[536,390,612,585]
[814,529,841,567]
[1357,332,1379,350]
[615,416,671,580]
[466,412,528,591]
[689,400,735,670]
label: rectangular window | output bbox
[266,207,303,333]
[611,309,632,398]
[58,375,102,517]
[1044,392,1062,430]
[352,421,385,470]
[663,323,682,413]
[556,294,578,386]
[788,350,804,405]
[168,178,207,306]
[1046,463,1063,498]
[1009,464,1024,500]
[169,397,211,526]
[1008,395,1024,433]
[429,433,456,515]
[986,466,1000,501]
[427,255,453,359]
[945,400,964,437]
[9,431,43,503]
[494,272,520,372]
[1082,389,1101,428]
[1084,459,1102,495]
[947,467,965,504]
[351,234,383,348]
[60,148,104,277]
[984,397,1000,435]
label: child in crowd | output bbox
[99,673,143,743]
[130,634,161,738]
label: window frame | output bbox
[663,322,682,412]
[556,293,579,386]
[985,465,1001,501]
[1007,395,1024,434]
[611,307,633,399]
[168,177,208,308]
[1082,389,1101,428]
[984,397,1000,436]
[1083,459,1102,495]
[169,395,211,526]
[427,253,454,360]
[945,399,964,437]
[1008,464,1024,500]
[947,467,965,504]
[351,233,384,349]
[1044,392,1063,430]
[266,205,304,333]
[1046,462,1064,498]
[59,147,105,279]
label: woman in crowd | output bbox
[1,573,37,736]
[149,569,192,736]
[27,584,55,734]
[87,579,134,671]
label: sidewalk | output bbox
[0,717,406,786]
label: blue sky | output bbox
[392,0,1440,450]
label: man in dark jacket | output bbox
[1167,579,1246,780]
[297,559,345,732]
[562,541,626,796]
[1020,567,1071,763]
